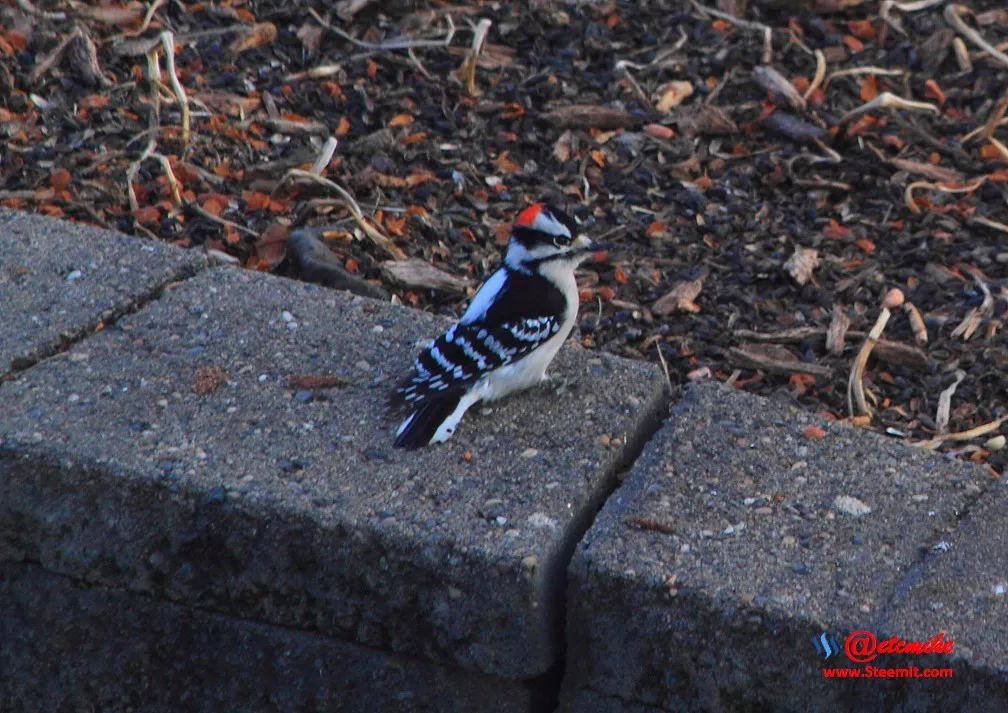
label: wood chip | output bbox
[870,340,928,368]
[762,112,827,143]
[826,304,850,354]
[379,258,469,295]
[674,104,739,136]
[752,66,806,111]
[729,344,832,377]
[540,104,637,130]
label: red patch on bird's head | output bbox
[515,203,544,228]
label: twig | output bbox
[888,0,946,11]
[804,50,826,100]
[945,4,1008,70]
[988,137,1008,161]
[917,415,1008,450]
[453,18,491,96]
[889,114,975,166]
[690,0,770,33]
[27,26,81,85]
[126,52,162,212]
[152,152,182,206]
[190,203,260,238]
[961,90,1008,144]
[615,61,654,109]
[836,92,940,136]
[126,141,154,212]
[968,215,1008,234]
[935,369,966,433]
[310,137,339,175]
[952,37,973,72]
[104,0,167,42]
[951,273,993,341]
[823,67,905,89]
[728,347,832,377]
[848,288,904,419]
[159,31,190,146]
[275,169,405,260]
[879,2,908,43]
[307,7,456,51]
[407,47,434,81]
[655,342,673,392]
[905,176,986,214]
[16,0,65,20]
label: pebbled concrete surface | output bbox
[885,483,1008,681]
[562,381,997,712]
[0,208,206,377]
[0,266,666,680]
[0,562,530,713]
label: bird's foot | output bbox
[538,374,579,395]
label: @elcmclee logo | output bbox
[812,632,841,659]
[812,630,954,663]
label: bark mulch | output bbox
[2,0,1006,474]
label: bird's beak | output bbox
[572,234,592,250]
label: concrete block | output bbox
[884,484,1008,701]
[0,266,666,680]
[0,209,205,376]
[563,382,996,711]
[1,563,531,713]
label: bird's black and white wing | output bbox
[389,268,566,448]
[388,201,590,449]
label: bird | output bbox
[389,202,596,449]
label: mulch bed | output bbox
[2,0,1006,474]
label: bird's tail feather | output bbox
[394,395,463,449]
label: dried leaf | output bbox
[49,167,71,191]
[784,246,819,286]
[388,114,414,128]
[553,129,576,162]
[847,19,877,39]
[655,80,694,113]
[296,22,324,55]
[229,23,278,55]
[653,277,704,315]
[860,75,878,102]
[923,79,945,105]
[252,222,289,270]
[823,219,853,240]
[842,35,865,53]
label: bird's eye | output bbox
[553,234,572,248]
